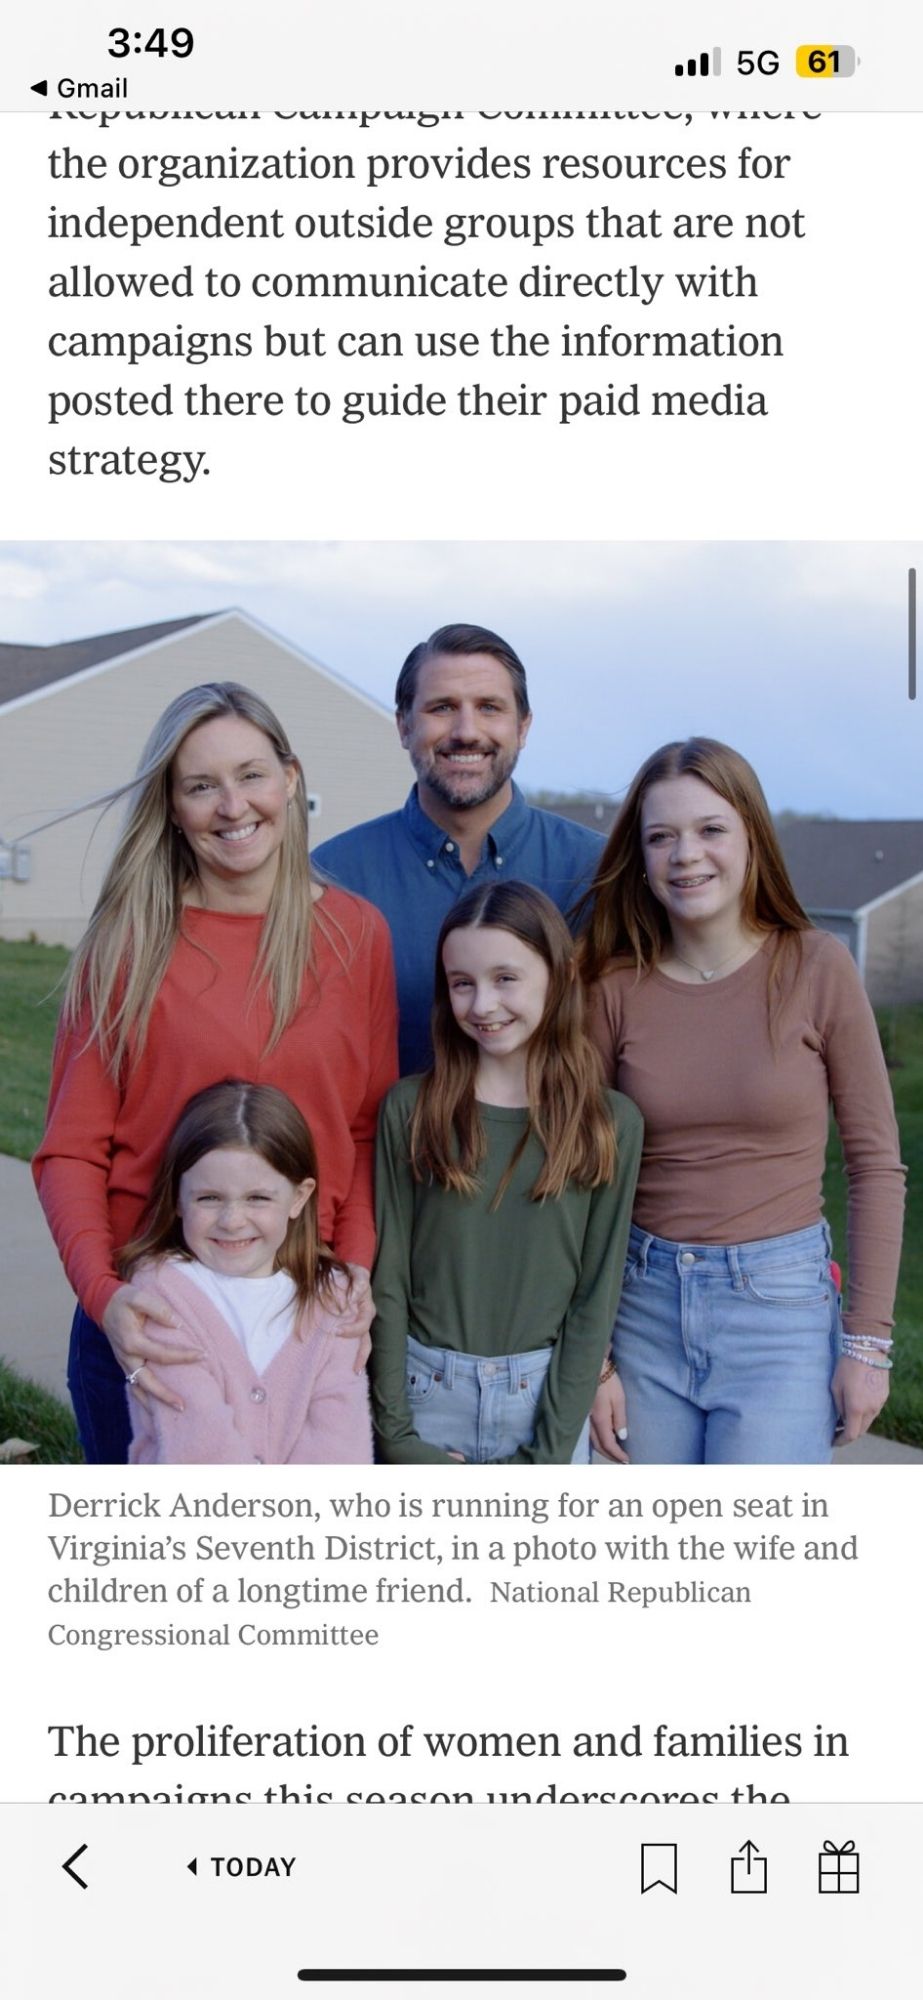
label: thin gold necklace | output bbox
[668,940,752,983]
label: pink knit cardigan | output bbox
[127,1261,373,1466]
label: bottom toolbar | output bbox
[3,1802,916,1998]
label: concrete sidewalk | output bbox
[2,1154,920,1464]
[1,1153,77,1404]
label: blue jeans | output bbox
[611,1222,841,1465]
[406,1335,592,1465]
[67,1305,132,1465]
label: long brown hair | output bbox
[577,738,811,987]
[60,682,326,1075]
[120,1080,345,1323]
[410,882,617,1203]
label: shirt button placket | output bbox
[249,1384,268,1462]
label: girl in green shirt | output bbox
[370,881,642,1465]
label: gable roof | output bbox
[0,615,212,707]
[777,820,923,913]
[0,608,394,724]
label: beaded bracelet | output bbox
[598,1358,616,1386]
[840,1346,892,1370]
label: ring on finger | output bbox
[125,1363,145,1386]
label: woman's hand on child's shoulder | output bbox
[102,1282,202,1411]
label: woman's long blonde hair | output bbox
[410,881,617,1204]
[577,737,811,987]
[62,682,318,1073]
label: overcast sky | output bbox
[1,540,919,815]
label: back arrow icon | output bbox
[63,1843,88,1889]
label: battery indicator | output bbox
[795,44,857,76]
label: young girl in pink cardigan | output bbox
[122,1081,373,1465]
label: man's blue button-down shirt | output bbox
[313,784,605,1075]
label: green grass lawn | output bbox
[1,941,921,1450]
[0,940,69,1157]
[0,1358,82,1464]
[824,1002,923,1449]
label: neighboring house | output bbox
[776,820,923,1008]
[526,791,616,835]
[0,609,409,946]
[536,796,923,1007]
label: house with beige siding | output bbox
[0,610,409,946]
[774,819,923,1008]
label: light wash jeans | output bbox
[406,1335,592,1464]
[611,1221,841,1465]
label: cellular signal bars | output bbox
[674,49,722,76]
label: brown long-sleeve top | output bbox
[586,929,905,1341]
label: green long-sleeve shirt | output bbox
[370,1077,643,1465]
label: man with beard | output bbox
[313,623,605,1073]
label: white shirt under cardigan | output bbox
[169,1258,298,1373]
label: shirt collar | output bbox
[400,782,530,864]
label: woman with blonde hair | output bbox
[581,737,905,1465]
[34,681,397,1462]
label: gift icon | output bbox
[818,1839,860,1893]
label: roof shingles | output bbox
[0,614,213,707]
[776,820,923,912]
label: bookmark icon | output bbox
[641,1843,678,1894]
